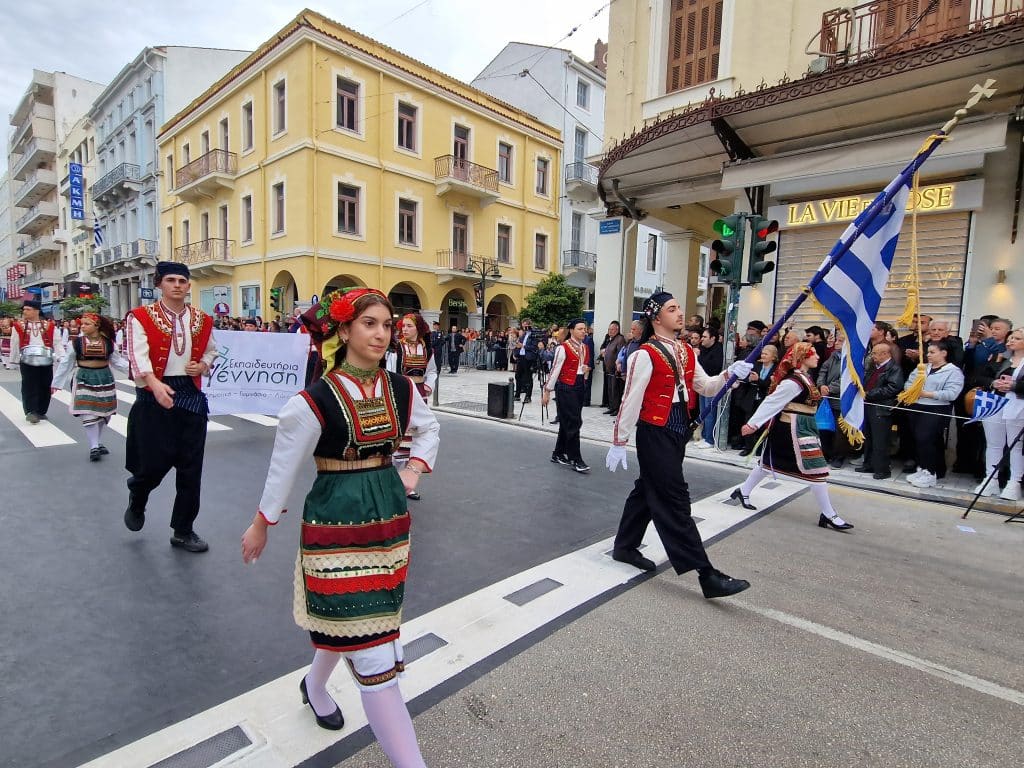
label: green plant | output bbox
[519,273,584,329]
[0,300,22,318]
[60,295,109,316]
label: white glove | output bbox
[727,361,754,380]
[605,445,628,472]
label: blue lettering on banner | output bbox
[69,163,85,219]
[599,219,621,235]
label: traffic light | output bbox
[747,216,778,284]
[710,214,744,285]
[269,287,282,312]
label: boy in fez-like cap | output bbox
[10,296,60,423]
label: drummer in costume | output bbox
[735,342,854,531]
[51,313,129,461]
[542,318,592,473]
[605,291,754,599]
[394,312,437,501]
[241,288,438,766]
[124,262,218,553]
[10,298,61,423]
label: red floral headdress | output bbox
[300,287,387,360]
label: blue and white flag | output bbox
[967,389,1009,424]
[809,175,912,438]
[93,216,104,249]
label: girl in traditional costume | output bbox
[734,341,854,531]
[51,313,128,461]
[393,312,437,501]
[242,288,438,767]
[0,317,14,369]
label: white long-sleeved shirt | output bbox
[544,341,588,391]
[257,374,440,524]
[745,379,806,430]
[612,336,728,446]
[9,321,63,364]
[52,342,130,390]
[127,304,218,384]
[399,341,438,392]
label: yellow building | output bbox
[158,9,562,330]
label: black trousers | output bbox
[19,362,53,416]
[126,399,208,535]
[515,359,534,399]
[861,404,893,472]
[609,375,624,413]
[911,404,953,476]
[614,422,712,575]
[447,350,460,373]
[553,377,584,461]
[953,393,985,476]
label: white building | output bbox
[88,46,250,318]
[56,115,98,289]
[8,69,106,314]
[472,42,607,319]
[0,171,13,300]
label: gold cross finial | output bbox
[966,79,997,109]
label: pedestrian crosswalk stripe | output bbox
[233,414,280,426]
[112,387,232,431]
[0,388,76,448]
[50,390,131,438]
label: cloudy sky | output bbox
[2,0,609,172]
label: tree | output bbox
[60,294,109,317]
[0,300,21,318]
[519,272,584,329]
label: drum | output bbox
[964,386,978,416]
[20,345,54,367]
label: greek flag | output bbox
[967,389,1009,424]
[93,217,104,249]
[809,174,912,437]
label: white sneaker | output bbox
[973,480,1000,498]
[909,470,937,488]
[692,441,714,450]
[999,483,1023,502]
[905,470,924,483]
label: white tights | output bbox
[82,422,103,449]
[739,466,847,525]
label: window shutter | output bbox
[666,0,722,93]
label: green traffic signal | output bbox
[710,214,744,284]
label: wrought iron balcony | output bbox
[17,235,60,261]
[565,161,599,202]
[15,200,59,236]
[434,155,500,207]
[90,239,159,277]
[174,149,237,202]
[817,0,1020,69]
[13,167,57,208]
[562,249,597,273]
[437,248,485,272]
[20,267,61,287]
[172,238,235,277]
[91,162,142,206]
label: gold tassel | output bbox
[895,285,918,329]
[838,416,865,448]
[898,362,927,405]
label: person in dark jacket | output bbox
[730,344,778,455]
[444,324,465,374]
[816,350,851,468]
[695,328,724,448]
[582,326,596,407]
[513,319,539,402]
[854,342,905,479]
[599,321,626,414]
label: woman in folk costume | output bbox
[734,341,854,531]
[393,312,438,501]
[242,288,438,768]
[51,313,128,461]
[542,318,592,473]
[0,316,14,369]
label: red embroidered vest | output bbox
[14,320,55,348]
[638,340,697,426]
[557,340,589,385]
[130,304,213,389]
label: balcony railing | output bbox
[92,162,141,200]
[437,248,490,272]
[11,136,57,180]
[131,239,159,258]
[818,0,1021,68]
[15,200,59,234]
[565,162,598,186]
[21,267,61,286]
[175,149,237,189]
[174,238,234,265]
[13,167,57,207]
[17,235,60,261]
[562,250,597,272]
[434,156,499,193]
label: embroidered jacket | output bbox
[128,304,215,389]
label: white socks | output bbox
[361,683,426,768]
[740,467,848,526]
[83,423,101,450]
[739,466,769,497]
[305,649,342,717]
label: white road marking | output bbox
[76,480,804,768]
[114,387,232,432]
[231,414,280,426]
[0,387,76,447]
[51,390,130,437]
[732,601,1024,707]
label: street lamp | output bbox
[463,255,501,332]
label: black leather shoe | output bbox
[26,413,39,424]
[872,471,892,480]
[902,460,917,473]
[89,447,102,462]
[818,513,854,531]
[854,465,874,474]
[699,569,751,599]
[829,459,844,469]
[170,531,209,553]
[606,410,618,417]
[124,499,145,532]
[406,491,421,501]
[300,677,345,731]
[571,460,590,474]
[98,445,110,456]
[551,452,571,465]
[729,488,757,510]
[738,449,752,457]
[612,549,656,572]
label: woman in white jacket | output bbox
[975,327,1024,501]
[903,339,964,488]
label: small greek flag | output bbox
[93,216,104,249]
[967,389,1009,424]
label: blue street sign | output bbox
[140,288,155,300]
[599,219,621,235]
[69,163,82,174]
[71,208,84,220]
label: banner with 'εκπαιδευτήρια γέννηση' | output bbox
[204,330,310,416]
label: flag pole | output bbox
[695,81,997,428]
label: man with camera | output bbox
[513,319,540,403]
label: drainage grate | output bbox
[440,400,489,412]
[504,577,563,606]
[404,632,448,664]
[148,726,251,768]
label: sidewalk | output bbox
[431,366,1020,517]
